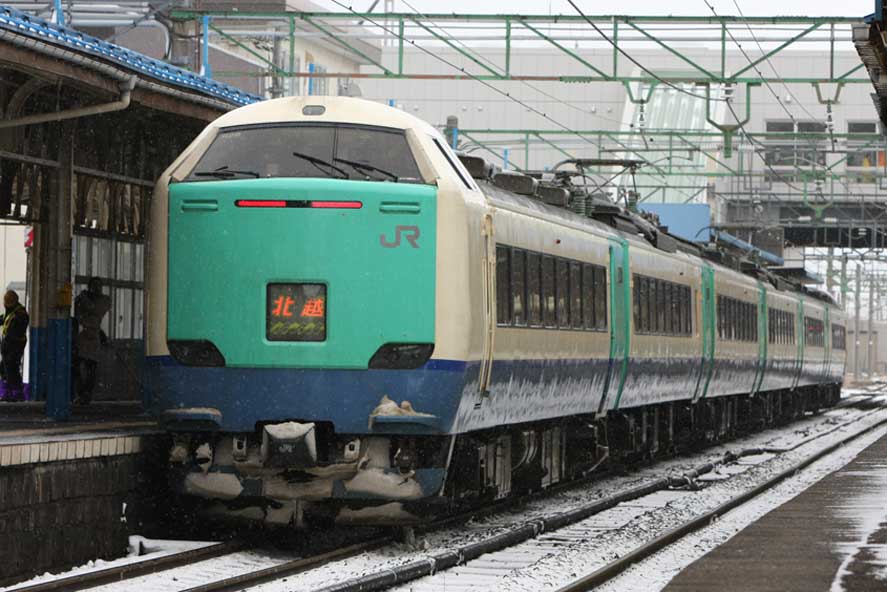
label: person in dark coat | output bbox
[73,277,110,404]
[0,290,29,402]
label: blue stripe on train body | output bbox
[148,354,721,436]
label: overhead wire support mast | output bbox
[396,0,696,198]
[170,10,868,85]
[323,0,701,202]
[697,0,845,196]
[563,2,831,199]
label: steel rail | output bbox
[178,538,393,592]
[8,540,247,592]
[29,400,877,592]
[301,401,887,592]
[555,410,887,592]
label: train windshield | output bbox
[184,123,425,183]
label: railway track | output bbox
[339,399,887,592]
[554,410,887,592]
[8,397,885,592]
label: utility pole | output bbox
[854,263,861,379]
[840,253,848,309]
[270,31,283,98]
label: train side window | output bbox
[678,285,685,335]
[727,298,735,340]
[511,249,526,326]
[746,302,751,341]
[633,275,643,333]
[717,295,723,338]
[582,264,595,330]
[542,256,556,328]
[648,280,658,334]
[570,262,583,329]
[662,283,672,334]
[734,299,741,341]
[431,138,474,190]
[527,252,542,326]
[556,258,570,328]
[685,286,693,335]
[594,266,608,330]
[752,303,758,341]
[671,284,681,335]
[678,285,687,335]
[496,245,511,326]
[641,278,656,333]
[653,279,665,333]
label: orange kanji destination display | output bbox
[267,283,326,342]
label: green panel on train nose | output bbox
[167,178,437,368]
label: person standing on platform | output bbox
[73,277,111,405]
[0,290,29,402]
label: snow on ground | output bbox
[4,393,884,592]
[381,407,887,592]
[592,425,887,592]
[1,537,215,591]
[247,405,887,592]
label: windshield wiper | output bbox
[292,151,349,179]
[334,157,399,182]
[192,166,260,179]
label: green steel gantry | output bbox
[169,11,868,85]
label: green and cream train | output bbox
[146,97,846,526]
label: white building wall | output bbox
[0,226,27,294]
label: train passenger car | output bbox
[146,97,845,526]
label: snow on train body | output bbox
[145,97,845,526]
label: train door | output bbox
[752,283,768,395]
[598,237,630,414]
[692,266,715,402]
[792,299,805,390]
[479,214,495,396]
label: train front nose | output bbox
[165,177,437,371]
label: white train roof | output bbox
[209,96,440,137]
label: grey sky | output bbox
[315,0,873,17]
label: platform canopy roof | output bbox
[0,4,263,119]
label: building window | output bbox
[847,122,882,184]
[764,120,827,185]
[308,63,328,96]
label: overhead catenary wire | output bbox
[728,0,829,126]
[397,0,683,196]
[566,0,844,202]
[698,0,854,200]
[330,0,700,201]
[564,0,728,103]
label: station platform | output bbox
[666,431,887,592]
[0,412,164,585]
[0,415,159,468]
